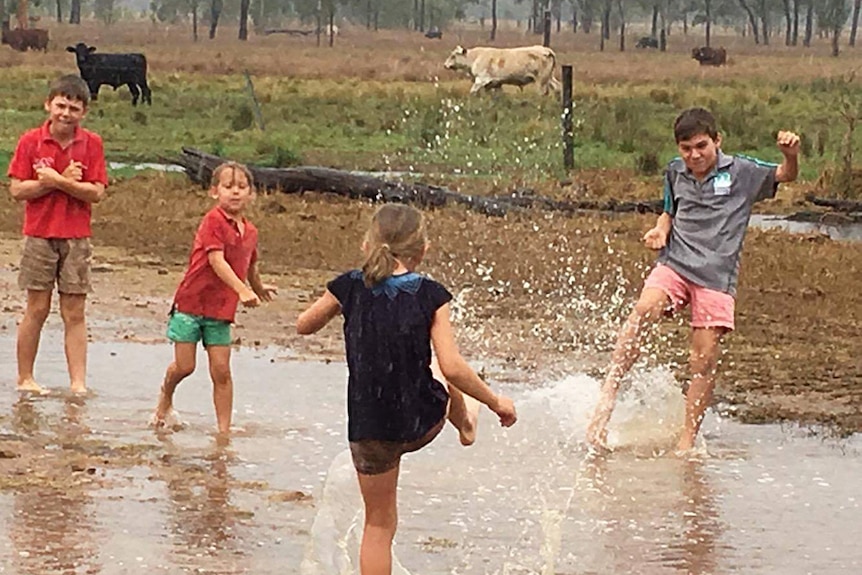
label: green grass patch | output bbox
[0,69,846,185]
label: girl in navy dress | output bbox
[297,203,517,575]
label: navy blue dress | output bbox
[327,270,452,443]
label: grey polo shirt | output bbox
[658,151,778,297]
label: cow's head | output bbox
[66,42,96,63]
[691,46,715,62]
[443,46,469,70]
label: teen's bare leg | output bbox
[16,290,52,393]
[206,345,233,434]
[586,287,670,449]
[154,342,197,424]
[432,357,478,446]
[357,465,399,575]
[59,293,88,393]
[677,327,723,452]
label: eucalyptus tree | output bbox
[817,0,850,56]
[850,0,860,46]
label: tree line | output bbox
[3,0,858,56]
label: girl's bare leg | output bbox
[206,345,234,434]
[357,465,399,575]
[432,357,479,446]
[153,342,196,426]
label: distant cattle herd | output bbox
[1,21,730,106]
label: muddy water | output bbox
[0,333,859,574]
[749,214,862,241]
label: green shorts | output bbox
[166,311,232,347]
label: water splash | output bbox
[300,449,411,575]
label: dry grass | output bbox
[4,20,862,85]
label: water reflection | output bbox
[573,453,722,575]
[0,341,860,574]
[154,435,249,573]
[9,395,101,574]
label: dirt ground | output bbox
[0,171,860,437]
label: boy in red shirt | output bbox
[7,75,108,394]
[152,162,277,435]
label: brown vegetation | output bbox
[2,21,862,85]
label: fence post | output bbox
[543,9,552,47]
[562,64,574,171]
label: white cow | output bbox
[443,45,562,96]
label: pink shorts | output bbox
[644,264,735,331]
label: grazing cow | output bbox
[425,26,443,39]
[317,24,339,36]
[691,46,727,66]
[635,36,658,49]
[443,45,561,96]
[1,27,49,52]
[66,42,152,106]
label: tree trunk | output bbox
[738,0,760,44]
[556,6,561,32]
[175,148,663,219]
[413,0,418,30]
[366,0,371,29]
[602,1,610,39]
[69,0,81,24]
[832,27,841,57]
[651,4,658,37]
[705,0,711,47]
[192,2,198,41]
[572,4,577,32]
[491,0,497,40]
[792,0,799,45]
[803,0,812,47]
[419,0,424,31]
[582,3,592,33]
[209,0,222,39]
[56,0,62,23]
[783,0,791,45]
[238,0,249,40]
[760,0,769,45]
[851,0,862,46]
[617,0,624,51]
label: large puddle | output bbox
[0,333,859,574]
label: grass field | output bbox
[2,21,862,193]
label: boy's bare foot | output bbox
[585,423,610,452]
[70,382,87,394]
[149,408,182,430]
[17,377,46,394]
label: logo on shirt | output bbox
[713,171,732,195]
[33,157,55,171]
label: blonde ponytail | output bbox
[362,243,398,287]
[361,204,428,288]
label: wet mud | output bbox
[0,172,859,436]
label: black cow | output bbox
[66,42,152,106]
[635,36,658,49]
[691,46,727,66]
[424,26,443,39]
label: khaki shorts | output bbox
[18,237,92,295]
[350,419,445,476]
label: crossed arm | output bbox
[10,162,105,203]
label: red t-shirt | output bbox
[6,121,108,239]
[172,207,259,323]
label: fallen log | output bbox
[172,147,664,218]
[805,194,862,213]
[262,28,315,36]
